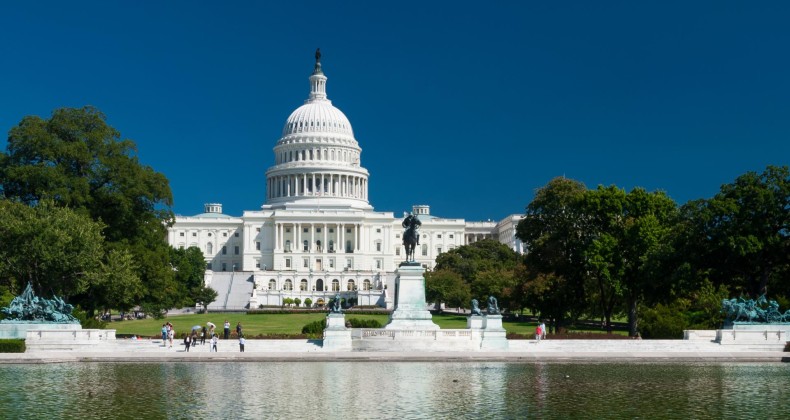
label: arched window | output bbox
[363,279,371,291]
[316,279,324,291]
[332,279,340,291]
[303,240,309,252]
[346,240,352,253]
[329,240,334,252]
[300,279,308,291]
[268,279,277,290]
[422,244,428,256]
[285,240,291,252]
[316,240,322,252]
[284,279,293,291]
[347,280,356,291]
[207,242,213,254]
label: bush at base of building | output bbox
[347,318,382,328]
[0,339,26,353]
[639,302,689,339]
[301,319,327,336]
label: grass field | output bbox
[109,312,625,337]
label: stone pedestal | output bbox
[384,264,439,330]
[480,315,508,350]
[467,315,484,329]
[322,313,352,351]
[0,322,82,339]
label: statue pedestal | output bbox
[480,315,508,350]
[384,264,439,330]
[0,322,81,339]
[322,313,351,351]
[467,315,484,329]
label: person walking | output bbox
[535,324,543,342]
[200,327,207,345]
[224,320,231,339]
[236,322,242,338]
[539,321,547,340]
[184,334,191,352]
[168,327,175,348]
[239,335,245,352]
[161,324,167,344]
[211,334,218,352]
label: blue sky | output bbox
[1,2,788,221]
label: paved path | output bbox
[3,338,788,364]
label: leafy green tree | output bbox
[516,177,589,330]
[89,248,144,315]
[194,286,218,313]
[283,297,293,308]
[425,269,471,310]
[0,199,105,298]
[170,246,208,307]
[304,298,313,308]
[294,297,302,307]
[0,106,179,314]
[679,165,790,298]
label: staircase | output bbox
[207,272,254,311]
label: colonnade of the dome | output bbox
[275,145,360,165]
[267,172,368,201]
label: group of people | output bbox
[161,320,246,352]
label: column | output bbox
[296,223,301,252]
[356,224,361,251]
[323,223,328,254]
[274,223,279,251]
[339,223,345,253]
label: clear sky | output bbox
[1,2,788,221]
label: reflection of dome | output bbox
[282,101,353,137]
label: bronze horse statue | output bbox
[402,213,421,262]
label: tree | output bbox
[170,246,208,307]
[294,297,302,307]
[194,286,218,313]
[88,248,144,315]
[283,297,293,308]
[425,269,471,310]
[0,199,105,298]
[516,177,590,330]
[0,106,180,314]
[304,298,313,308]
[679,165,790,298]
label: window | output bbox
[234,246,239,255]
[300,279,308,291]
[285,258,291,268]
[285,240,291,252]
[284,280,293,291]
[346,258,352,269]
[437,247,442,254]
[437,234,442,239]
[179,232,185,237]
[303,258,309,268]
[303,228,308,233]
[256,242,260,251]
[329,240,334,252]
[347,280,355,291]
[376,242,381,252]
[207,243,213,254]
[255,260,260,269]
[269,279,277,290]
[422,244,428,256]
[192,232,197,237]
[222,262,227,271]
[223,232,228,237]
[346,228,351,233]
[376,228,381,233]
[316,279,324,291]
[303,240,309,251]
[376,259,382,269]
[286,228,291,233]
[395,234,400,238]
[329,258,335,268]
[222,246,227,255]
[329,228,334,233]
[395,247,401,256]
[449,234,454,239]
[317,228,322,233]
[234,232,239,237]
[206,262,212,270]
[256,227,261,232]
[363,279,371,291]
[332,279,340,291]
[179,243,184,249]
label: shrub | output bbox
[639,301,689,339]
[0,339,26,353]
[304,298,313,308]
[73,306,107,329]
[294,298,302,307]
[347,318,383,328]
[301,319,327,336]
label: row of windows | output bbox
[179,231,239,238]
[268,278,374,292]
[277,147,357,164]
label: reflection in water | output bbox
[0,362,788,419]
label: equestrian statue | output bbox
[402,212,422,262]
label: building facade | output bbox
[167,54,524,309]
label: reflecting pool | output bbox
[1,362,788,419]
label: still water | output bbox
[0,362,788,419]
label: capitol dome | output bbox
[264,50,371,210]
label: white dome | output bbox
[282,101,353,137]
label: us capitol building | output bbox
[167,52,524,310]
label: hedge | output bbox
[0,339,26,353]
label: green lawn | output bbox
[108,312,621,337]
